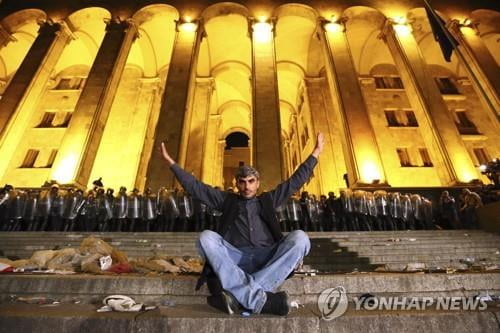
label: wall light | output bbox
[52,153,78,184]
[393,16,407,25]
[253,21,272,43]
[323,15,344,34]
[179,16,198,32]
[257,15,268,23]
[180,22,198,32]
[461,18,472,27]
[324,22,343,33]
[360,161,383,184]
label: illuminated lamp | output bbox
[180,20,198,32]
[253,21,272,43]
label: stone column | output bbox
[292,114,303,162]
[0,21,71,180]
[0,21,71,136]
[202,113,221,185]
[304,76,344,193]
[185,77,215,179]
[217,139,226,188]
[448,21,499,119]
[251,20,284,191]
[382,21,479,184]
[50,19,138,187]
[319,21,386,186]
[145,20,202,190]
[283,138,291,178]
[134,77,162,191]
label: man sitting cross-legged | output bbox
[159,133,324,315]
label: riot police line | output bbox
[0,184,436,232]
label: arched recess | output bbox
[343,6,387,74]
[89,4,179,191]
[0,9,46,92]
[222,130,251,190]
[190,3,252,186]
[218,99,252,137]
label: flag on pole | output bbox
[424,0,458,62]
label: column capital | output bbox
[379,19,393,41]
[0,24,16,47]
[380,18,409,41]
[55,20,77,41]
[195,76,215,85]
[304,76,324,83]
[36,19,64,36]
[139,76,161,85]
[104,17,138,34]
[380,18,415,42]
[448,19,480,35]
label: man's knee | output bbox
[198,230,221,247]
[286,230,311,255]
[197,230,221,256]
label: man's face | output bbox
[236,176,260,199]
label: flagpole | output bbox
[422,0,498,120]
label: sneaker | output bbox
[261,291,290,316]
[207,290,241,315]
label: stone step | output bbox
[310,248,500,257]
[3,244,498,257]
[2,237,498,245]
[1,273,498,304]
[2,231,500,274]
[0,230,498,238]
[0,303,498,333]
[335,241,500,247]
[307,263,499,272]
[2,233,496,242]
[5,244,497,257]
[1,234,498,246]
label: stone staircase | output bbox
[1,230,499,272]
[0,230,499,332]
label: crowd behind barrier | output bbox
[0,182,497,233]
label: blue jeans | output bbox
[196,229,311,313]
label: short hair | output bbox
[235,165,260,180]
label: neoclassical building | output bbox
[0,0,498,194]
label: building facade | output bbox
[0,0,498,194]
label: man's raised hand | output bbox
[312,132,324,158]
[160,142,176,166]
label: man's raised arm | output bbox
[270,133,325,208]
[160,142,225,209]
